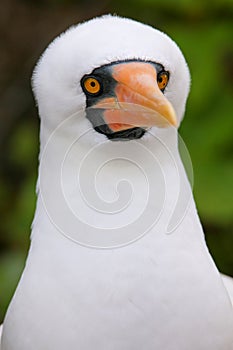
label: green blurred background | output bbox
[0,0,232,323]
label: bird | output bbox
[1,14,233,350]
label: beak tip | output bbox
[171,117,178,128]
[166,105,178,128]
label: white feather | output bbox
[222,274,233,306]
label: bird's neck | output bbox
[33,121,198,248]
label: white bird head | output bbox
[32,15,190,143]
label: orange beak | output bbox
[91,62,177,132]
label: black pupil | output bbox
[90,81,96,87]
[158,76,163,83]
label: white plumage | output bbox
[1,15,233,349]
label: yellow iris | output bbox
[83,77,101,94]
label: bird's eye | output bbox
[157,71,169,91]
[82,76,101,95]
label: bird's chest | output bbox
[3,234,233,350]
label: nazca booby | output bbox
[1,15,233,350]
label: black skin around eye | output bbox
[80,59,170,141]
[81,59,169,105]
